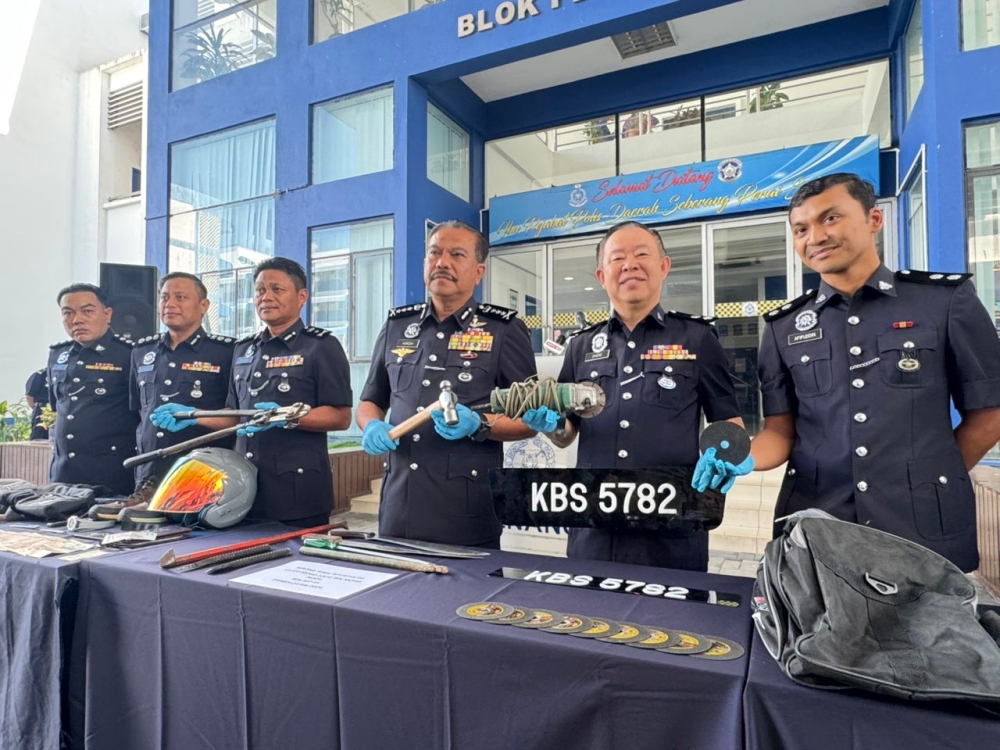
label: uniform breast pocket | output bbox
[908,453,972,539]
[387,361,416,391]
[264,368,312,402]
[877,327,937,388]
[579,358,618,408]
[85,368,125,398]
[445,351,493,402]
[641,360,698,413]
[784,339,833,398]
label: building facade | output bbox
[145,0,1000,444]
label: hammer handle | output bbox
[388,403,438,440]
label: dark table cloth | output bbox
[743,629,1000,750]
[333,550,754,750]
[0,532,82,750]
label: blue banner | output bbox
[488,136,881,246]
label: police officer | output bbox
[694,173,1000,572]
[527,221,743,571]
[129,272,235,487]
[357,220,537,547]
[25,368,48,440]
[152,258,353,527]
[47,283,139,495]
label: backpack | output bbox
[752,510,1000,704]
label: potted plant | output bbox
[179,26,247,84]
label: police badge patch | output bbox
[404,323,421,339]
[592,333,608,354]
[142,351,156,365]
[57,351,69,364]
[794,310,818,332]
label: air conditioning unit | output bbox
[139,13,149,35]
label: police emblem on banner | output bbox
[569,183,588,208]
[794,310,818,332]
[404,323,421,339]
[592,333,608,354]
[717,158,743,183]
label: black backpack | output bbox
[752,510,1000,704]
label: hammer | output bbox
[388,380,459,440]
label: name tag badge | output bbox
[585,351,611,362]
[787,329,823,346]
[52,364,68,371]
[235,356,254,365]
[137,364,155,373]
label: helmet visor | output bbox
[148,457,226,514]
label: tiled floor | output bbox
[334,510,1000,606]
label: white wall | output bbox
[0,0,146,404]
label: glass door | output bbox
[707,217,795,435]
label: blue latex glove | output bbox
[150,403,197,432]
[237,402,285,437]
[692,446,755,493]
[431,403,481,440]
[522,407,561,434]
[362,420,399,455]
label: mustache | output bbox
[431,271,457,281]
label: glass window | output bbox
[169,119,276,336]
[962,0,1000,51]
[310,218,394,439]
[312,87,394,184]
[905,0,924,117]
[489,247,545,353]
[427,103,470,201]
[313,0,439,44]
[620,100,701,174]
[903,155,927,270]
[172,0,276,91]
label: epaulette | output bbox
[207,333,235,344]
[565,321,603,342]
[304,326,330,338]
[764,288,819,321]
[49,339,72,350]
[388,303,426,319]
[114,334,135,347]
[666,310,717,326]
[237,333,258,344]
[477,303,518,322]
[134,335,160,346]
[896,269,971,284]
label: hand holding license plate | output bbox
[490,467,725,532]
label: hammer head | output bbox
[438,381,460,426]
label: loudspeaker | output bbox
[100,263,159,340]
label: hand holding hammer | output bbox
[361,381,460,455]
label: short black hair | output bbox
[254,257,308,291]
[789,173,877,214]
[56,283,110,307]
[160,271,208,300]
[596,221,667,265]
[427,220,489,263]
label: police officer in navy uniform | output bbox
[130,272,235,487]
[525,221,743,571]
[47,283,139,495]
[695,174,1000,572]
[152,258,353,527]
[25,368,48,440]
[357,220,537,547]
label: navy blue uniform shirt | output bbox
[228,320,352,522]
[130,328,235,485]
[47,330,139,495]
[558,305,740,570]
[759,266,1000,572]
[25,368,48,441]
[360,300,537,546]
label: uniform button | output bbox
[800,355,810,364]
[788,468,796,477]
[297,468,304,474]
[71,396,78,402]
[253,372,261,378]
[417,406,425,412]
[67,434,74,440]
[857,481,869,492]
[618,450,628,458]
[665,366,673,373]
[627,342,636,349]
[939,476,948,485]
[77,361,84,366]
[620,420,630,429]
[622,392,633,400]
[590,370,599,378]
[429,355,438,362]
[246,452,254,459]
[397,357,403,363]
[854,413,867,423]
[436,332,445,339]
[856,446,869,457]
[463,361,471,368]
[111,446,116,451]
[161,396,169,402]
[73,377,80,383]
[97,378,104,384]
[852,379,865,389]
[623,365,633,374]
[66,415,74,421]
[410,463,418,470]
[904,342,915,350]
[383,461,388,468]
[471,470,479,477]
[262,355,270,360]
[164,379,172,386]
[156,431,164,438]
[412,434,420,442]
[168,362,176,368]
[68,452,75,458]
[850,346,862,356]
[422,379,431,387]
[848,316,860,325]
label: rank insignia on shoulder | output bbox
[896,270,971,284]
[389,303,426,319]
[50,339,73,350]
[304,326,330,338]
[477,303,518,322]
[666,310,718,325]
[209,334,235,343]
[113,334,134,347]
[764,289,818,321]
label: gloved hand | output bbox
[237,402,285,437]
[150,403,197,432]
[522,407,561,434]
[362,420,399,455]
[692,447,755,494]
[431,403,481,440]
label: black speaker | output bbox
[100,263,159,340]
